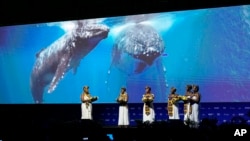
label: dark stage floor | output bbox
[1,120,249,141]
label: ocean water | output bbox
[0,5,250,104]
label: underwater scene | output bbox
[0,5,250,104]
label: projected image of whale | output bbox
[112,23,165,75]
[105,20,167,102]
[30,20,109,103]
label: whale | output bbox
[30,20,109,103]
[111,23,165,75]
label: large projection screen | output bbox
[0,5,250,104]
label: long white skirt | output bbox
[118,105,129,125]
[190,103,199,123]
[169,103,180,120]
[184,103,191,122]
[81,103,93,120]
[143,103,155,123]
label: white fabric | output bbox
[184,96,191,122]
[184,102,191,122]
[143,102,155,123]
[190,103,199,123]
[118,105,129,125]
[185,95,200,128]
[81,95,93,120]
[168,102,180,120]
[192,96,197,100]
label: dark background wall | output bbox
[1,0,250,26]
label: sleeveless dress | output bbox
[81,94,93,120]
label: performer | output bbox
[80,86,98,120]
[190,85,201,128]
[183,84,193,125]
[142,86,155,124]
[167,87,180,120]
[116,87,129,128]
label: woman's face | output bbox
[193,86,198,92]
[171,88,176,94]
[84,87,89,93]
[186,86,191,91]
[121,88,125,93]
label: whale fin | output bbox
[72,61,80,75]
[72,67,78,74]
[48,53,71,93]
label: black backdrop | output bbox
[1,0,250,26]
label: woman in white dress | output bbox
[167,87,180,120]
[80,86,98,120]
[190,85,201,128]
[183,85,193,125]
[116,87,129,128]
[142,86,155,124]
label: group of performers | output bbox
[167,84,201,128]
[80,84,201,128]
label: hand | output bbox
[91,96,98,102]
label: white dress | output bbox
[142,94,155,123]
[81,94,93,120]
[118,93,129,126]
[190,96,199,127]
[118,105,129,126]
[168,102,180,120]
[184,96,191,122]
